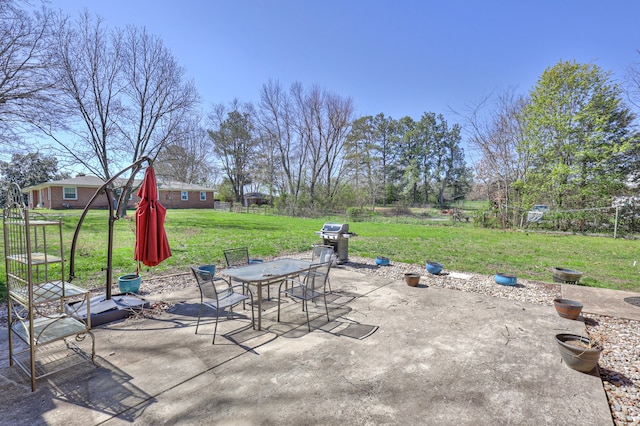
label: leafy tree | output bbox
[521,60,634,210]
[344,115,378,208]
[372,113,401,205]
[396,116,421,204]
[0,152,69,206]
[208,100,257,203]
[413,113,437,204]
[393,113,470,207]
[429,115,470,207]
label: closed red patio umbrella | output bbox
[134,166,171,267]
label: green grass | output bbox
[1,209,639,301]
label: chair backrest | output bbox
[312,245,334,263]
[224,247,250,267]
[192,266,238,303]
[191,266,219,301]
[305,260,332,292]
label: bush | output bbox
[347,207,364,222]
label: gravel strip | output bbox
[1,253,637,424]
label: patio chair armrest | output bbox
[279,277,304,291]
[229,283,252,295]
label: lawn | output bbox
[1,208,639,301]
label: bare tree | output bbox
[257,80,308,213]
[292,83,354,206]
[40,11,122,178]
[625,49,640,111]
[154,115,214,184]
[36,11,199,187]
[257,81,355,211]
[458,88,530,225]
[0,0,53,152]
[319,90,354,201]
[118,26,199,165]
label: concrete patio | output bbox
[0,266,616,425]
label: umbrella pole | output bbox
[105,188,116,300]
[68,156,152,298]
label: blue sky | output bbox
[49,0,640,123]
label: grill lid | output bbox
[321,223,349,233]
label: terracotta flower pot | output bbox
[553,298,583,320]
[555,333,602,373]
[404,273,421,287]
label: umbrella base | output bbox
[66,293,151,327]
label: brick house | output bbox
[23,174,215,210]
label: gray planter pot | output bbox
[555,333,602,373]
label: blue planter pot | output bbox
[198,264,216,276]
[118,274,142,293]
[495,273,517,286]
[376,256,390,266]
[426,261,443,275]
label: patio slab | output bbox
[562,283,640,321]
[0,268,612,425]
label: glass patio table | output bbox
[221,258,313,330]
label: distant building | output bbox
[243,192,269,206]
[23,174,215,209]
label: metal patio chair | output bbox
[223,247,268,300]
[223,247,250,268]
[191,266,255,344]
[307,245,334,293]
[277,260,332,331]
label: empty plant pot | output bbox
[118,274,141,293]
[404,273,421,287]
[426,261,443,275]
[553,298,583,320]
[376,256,390,266]
[555,333,602,373]
[198,264,216,276]
[552,267,583,284]
[494,273,517,286]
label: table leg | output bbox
[257,282,262,330]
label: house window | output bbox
[181,191,188,201]
[200,191,206,201]
[115,188,132,200]
[63,187,77,200]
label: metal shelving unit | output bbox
[3,183,95,391]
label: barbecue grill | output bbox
[315,223,355,264]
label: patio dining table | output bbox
[221,258,313,330]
